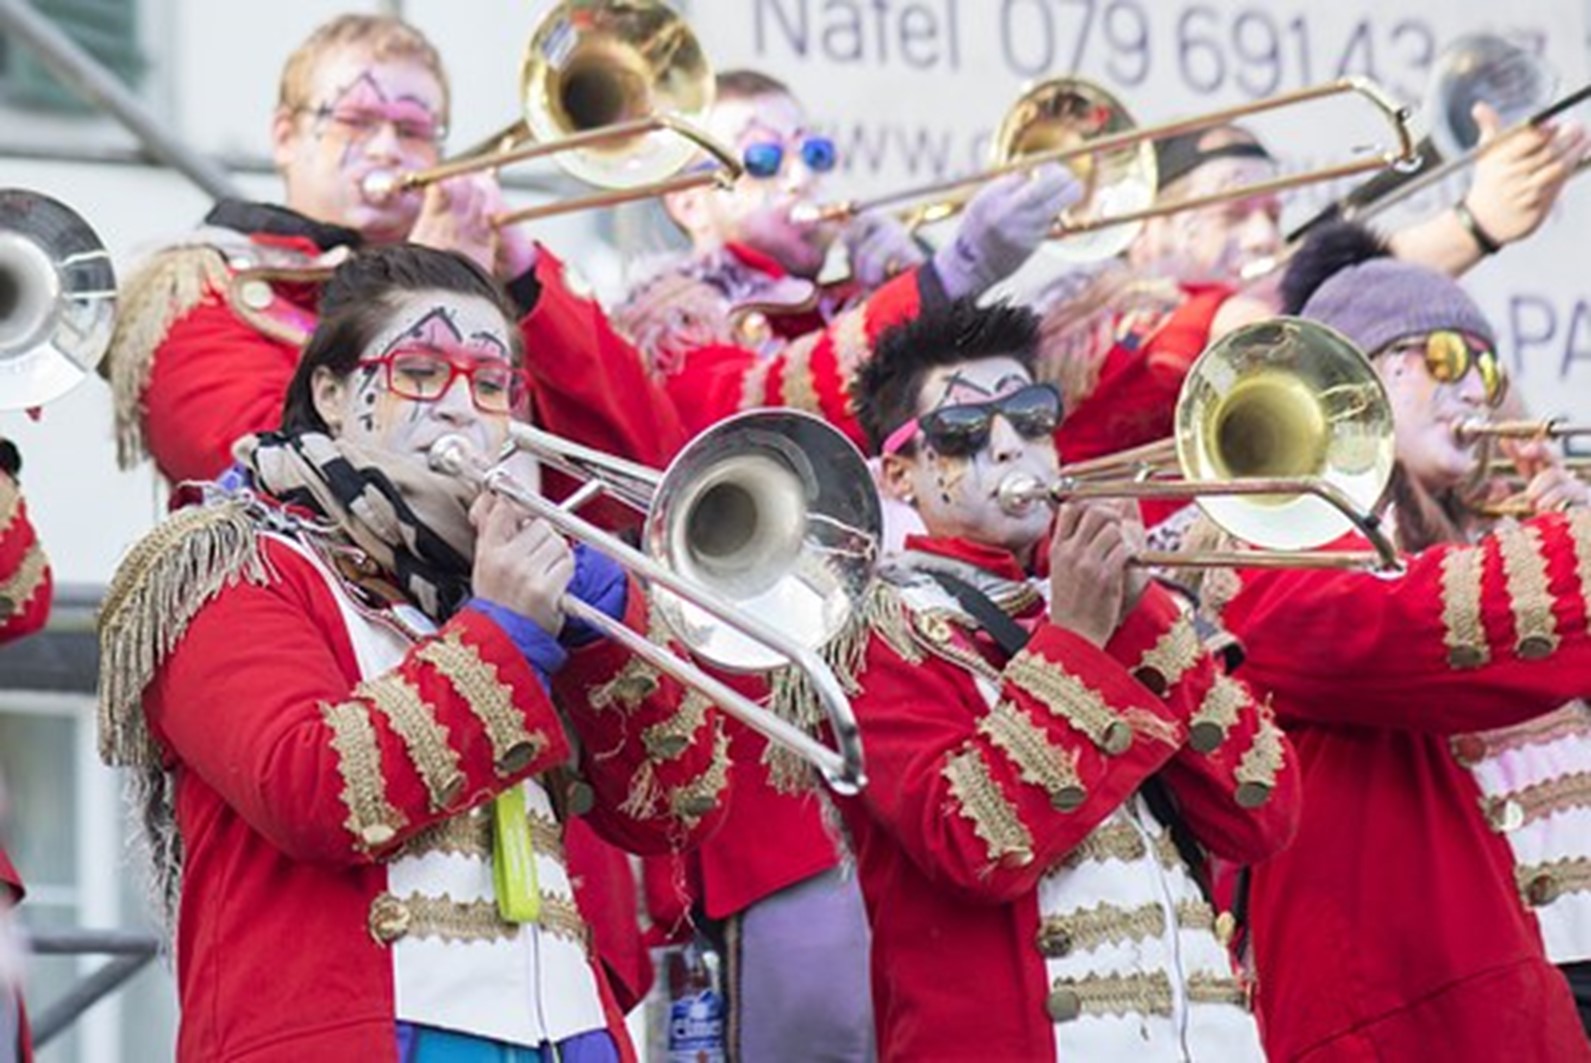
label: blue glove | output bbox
[560,543,628,647]
[466,598,565,693]
[844,211,928,290]
[931,164,1083,300]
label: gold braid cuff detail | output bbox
[323,699,408,851]
[1186,972,1249,1008]
[1188,673,1248,753]
[737,356,776,411]
[416,633,546,776]
[399,805,566,865]
[1134,616,1203,696]
[1233,712,1285,807]
[643,689,712,762]
[1440,543,1489,669]
[829,304,872,381]
[589,656,663,713]
[361,672,466,812]
[944,745,1034,869]
[1047,971,1174,1021]
[666,722,731,826]
[1498,524,1559,659]
[1007,650,1133,755]
[978,700,1086,812]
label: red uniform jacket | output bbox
[617,242,931,924]
[111,202,692,1005]
[131,524,727,1061]
[119,201,687,494]
[1217,514,1591,1061]
[1051,284,1232,465]
[837,536,1298,1061]
[0,472,50,646]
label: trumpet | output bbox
[361,1,743,228]
[1004,318,1402,572]
[0,189,116,410]
[796,76,1417,264]
[429,409,879,794]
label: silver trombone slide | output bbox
[430,431,868,796]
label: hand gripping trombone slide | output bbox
[430,410,877,795]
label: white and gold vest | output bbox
[273,533,607,1046]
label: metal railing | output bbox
[24,929,161,1048]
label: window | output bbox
[0,0,146,112]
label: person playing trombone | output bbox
[828,296,1299,1061]
[1038,106,1587,469]
[96,246,730,1062]
[1197,224,1591,1060]
[105,13,686,502]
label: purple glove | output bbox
[844,211,927,290]
[931,164,1083,299]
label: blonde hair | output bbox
[277,15,449,122]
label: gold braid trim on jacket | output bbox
[105,246,231,469]
[97,498,268,767]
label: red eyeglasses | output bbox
[357,349,525,414]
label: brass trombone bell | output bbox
[795,76,1418,264]
[999,318,1401,572]
[429,409,879,794]
[360,1,742,228]
[0,189,116,410]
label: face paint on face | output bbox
[277,48,445,243]
[699,94,837,278]
[893,357,1061,557]
[324,290,515,462]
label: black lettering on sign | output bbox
[755,0,960,71]
[1505,295,1591,382]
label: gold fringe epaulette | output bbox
[97,498,269,767]
[762,579,913,793]
[106,245,232,468]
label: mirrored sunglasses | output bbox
[1384,330,1507,407]
[883,383,1062,458]
[742,136,838,179]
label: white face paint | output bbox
[1132,157,1282,287]
[887,356,1060,559]
[314,289,516,466]
[697,93,837,277]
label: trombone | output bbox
[1285,33,1589,246]
[430,409,880,795]
[795,77,1418,264]
[1002,318,1403,572]
[360,1,743,228]
[0,189,116,410]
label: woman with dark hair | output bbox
[96,245,729,1063]
[1208,224,1591,1061]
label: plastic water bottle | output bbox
[666,940,725,1063]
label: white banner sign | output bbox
[690,0,1591,433]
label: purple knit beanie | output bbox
[1299,257,1495,355]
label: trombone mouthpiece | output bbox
[361,169,402,204]
[1452,418,1488,445]
[789,202,844,226]
[427,435,480,479]
[996,473,1048,515]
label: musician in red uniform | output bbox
[105,14,685,496]
[1043,109,1587,466]
[822,296,1298,1061]
[1200,229,1591,1061]
[96,246,729,1062]
[615,68,1082,1061]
